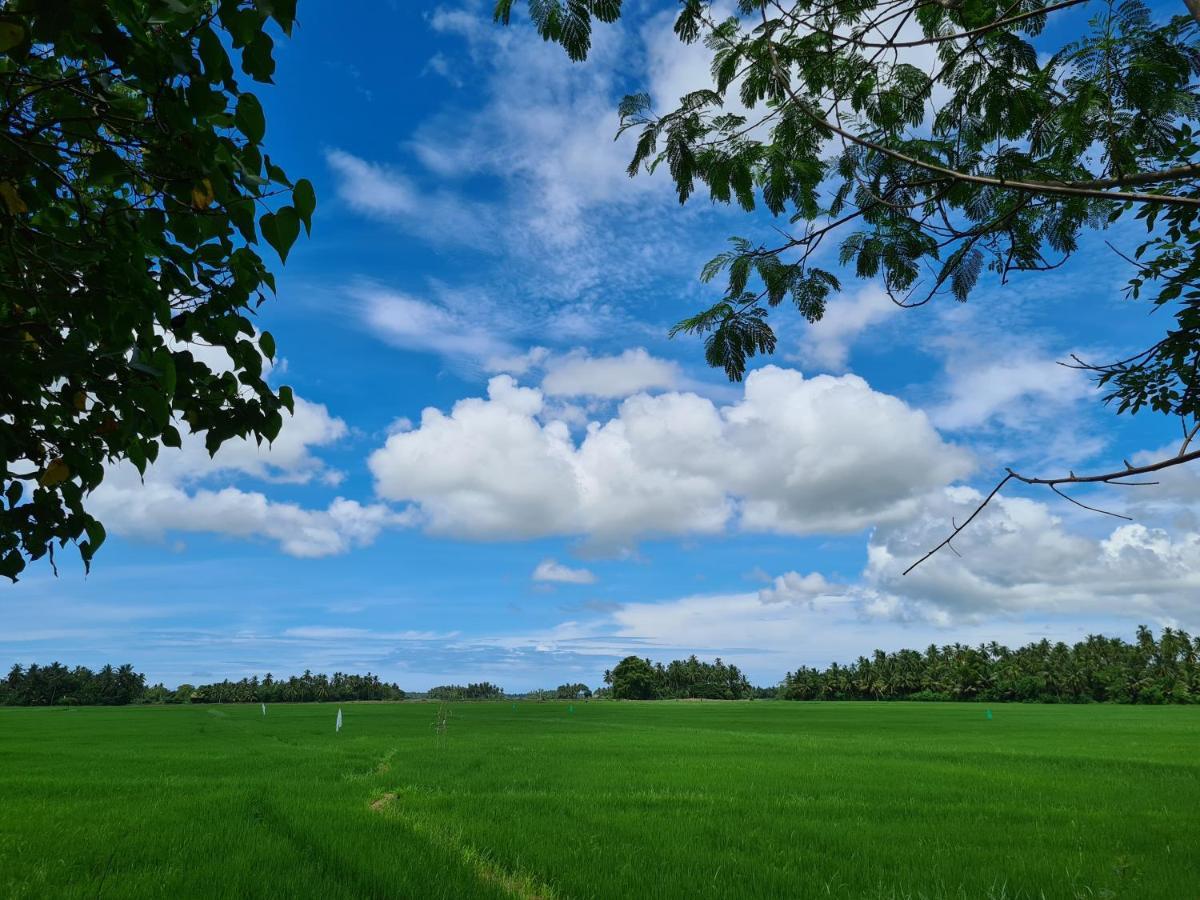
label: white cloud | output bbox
[532,559,597,584]
[931,355,1092,432]
[758,570,836,604]
[541,348,682,398]
[328,6,717,319]
[325,149,419,217]
[490,346,551,376]
[410,16,652,251]
[368,365,971,546]
[795,285,898,372]
[353,282,516,365]
[861,487,1200,623]
[147,396,348,487]
[91,480,410,558]
[88,386,410,557]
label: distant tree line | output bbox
[605,655,753,700]
[1,666,403,706]
[778,628,1200,704]
[8,628,1196,706]
[425,682,504,701]
[3,663,145,706]
[160,671,406,704]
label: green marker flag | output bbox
[568,705,574,713]
[985,709,993,720]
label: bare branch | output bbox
[902,473,1014,575]
[905,448,1200,574]
[1047,483,1132,520]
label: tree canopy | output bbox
[0,0,311,579]
[426,681,506,700]
[607,654,753,699]
[2,660,144,705]
[499,0,1200,547]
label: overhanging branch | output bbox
[903,447,1200,575]
[753,9,1200,209]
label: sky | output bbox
[4,0,1199,691]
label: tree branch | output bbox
[753,11,1200,208]
[904,448,1200,575]
[797,0,1091,50]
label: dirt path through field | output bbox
[370,790,561,900]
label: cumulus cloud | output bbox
[91,483,410,558]
[90,389,410,557]
[368,365,971,546]
[861,487,1200,623]
[758,571,836,604]
[532,559,597,584]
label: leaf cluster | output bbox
[0,0,313,578]
[500,0,1200,415]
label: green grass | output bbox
[0,702,1196,899]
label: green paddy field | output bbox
[0,701,1196,899]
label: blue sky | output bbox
[4,0,1199,690]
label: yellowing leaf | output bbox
[190,178,215,210]
[73,390,87,412]
[0,182,27,214]
[39,459,70,487]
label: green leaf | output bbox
[263,0,298,34]
[259,330,276,360]
[493,0,515,24]
[235,93,266,144]
[241,31,276,82]
[262,409,284,442]
[197,25,232,80]
[259,206,300,263]
[292,179,315,234]
[89,148,126,184]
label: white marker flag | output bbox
[261,703,266,716]
[336,708,343,733]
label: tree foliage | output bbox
[179,670,404,704]
[777,626,1200,703]
[426,681,506,700]
[556,681,592,698]
[0,0,312,579]
[2,661,144,705]
[0,664,405,704]
[500,0,1200,432]
[608,653,753,699]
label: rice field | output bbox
[0,701,1196,899]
